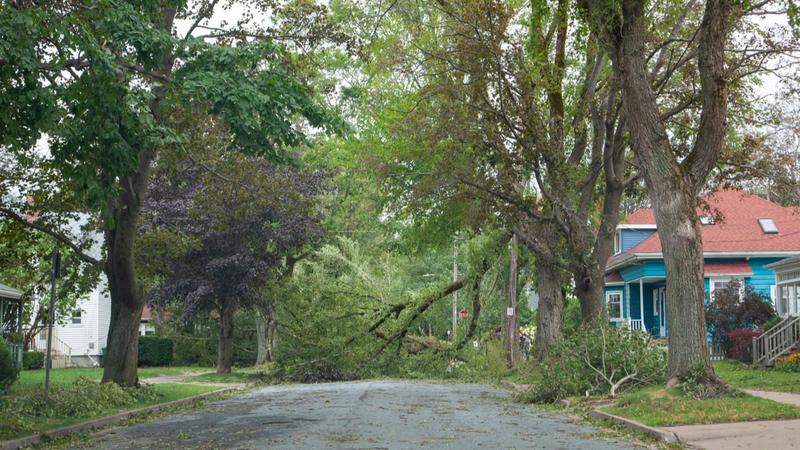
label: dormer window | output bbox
[758,218,778,234]
[700,215,715,225]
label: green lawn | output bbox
[0,368,222,441]
[714,360,800,393]
[12,366,209,392]
[604,386,800,426]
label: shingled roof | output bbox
[609,188,800,269]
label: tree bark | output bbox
[101,5,177,386]
[217,302,236,374]
[585,0,733,383]
[256,302,276,365]
[534,257,564,363]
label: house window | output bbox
[606,292,623,320]
[710,278,744,302]
[71,310,82,325]
[614,231,621,255]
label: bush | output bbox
[726,328,763,363]
[775,351,800,372]
[706,285,775,353]
[22,352,44,370]
[0,336,19,392]
[763,316,784,332]
[138,336,174,366]
[518,324,666,403]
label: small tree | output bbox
[706,284,776,354]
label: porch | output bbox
[0,282,25,369]
[611,276,667,338]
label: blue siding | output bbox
[606,257,782,337]
[620,229,656,253]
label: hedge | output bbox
[22,351,44,370]
[0,336,19,392]
[138,336,174,367]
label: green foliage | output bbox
[0,377,158,439]
[166,313,257,368]
[705,285,776,353]
[519,325,666,403]
[0,336,19,392]
[137,336,174,367]
[22,352,44,370]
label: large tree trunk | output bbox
[587,0,733,384]
[217,302,236,374]
[101,5,176,386]
[506,234,520,367]
[534,258,564,363]
[102,178,149,386]
[653,189,714,384]
[573,267,606,323]
[256,302,276,365]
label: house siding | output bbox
[620,229,656,253]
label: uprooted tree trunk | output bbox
[256,302,277,365]
[371,279,464,359]
[534,257,564,364]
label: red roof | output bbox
[704,262,753,276]
[622,208,656,225]
[605,272,624,283]
[612,188,800,263]
[142,304,152,320]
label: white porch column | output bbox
[639,279,645,325]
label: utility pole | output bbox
[507,234,519,367]
[452,243,458,341]
[44,248,60,403]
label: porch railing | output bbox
[753,315,800,366]
[628,319,644,331]
[31,329,74,369]
[8,343,22,370]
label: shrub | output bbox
[138,336,174,366]
[519,324,666,403]
[706,285,775,353]
[775,351,800,372]
[22,352,44,370]
[763,316,784,332]
[726,328,763,363]
[0,336,19,392]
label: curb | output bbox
[589,409,681,444]
[0,387,236,450]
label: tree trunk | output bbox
[506,234,519,367]
[534,258,564,363]
[217,302,236,374]
[102,179,149,386]
[653,189,714,384]
[589,0,733,384]
[101,5,177,386]
[573,267,606,323]
[256,302,276,365]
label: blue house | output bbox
[604,189,800,337]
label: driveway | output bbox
[81,380,639,449]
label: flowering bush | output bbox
[726,328,763,363]
[775,351,800,372]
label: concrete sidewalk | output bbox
[663,390,800,450]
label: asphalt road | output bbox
[81,381,639,449]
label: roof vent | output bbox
[700,215,715,225]
[758,218,778,234]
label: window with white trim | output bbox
[71,309,82,325]
[710,278,744,302]
[606,291,623,320]
[614,231,621,255]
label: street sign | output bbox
[459,308,468,319]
